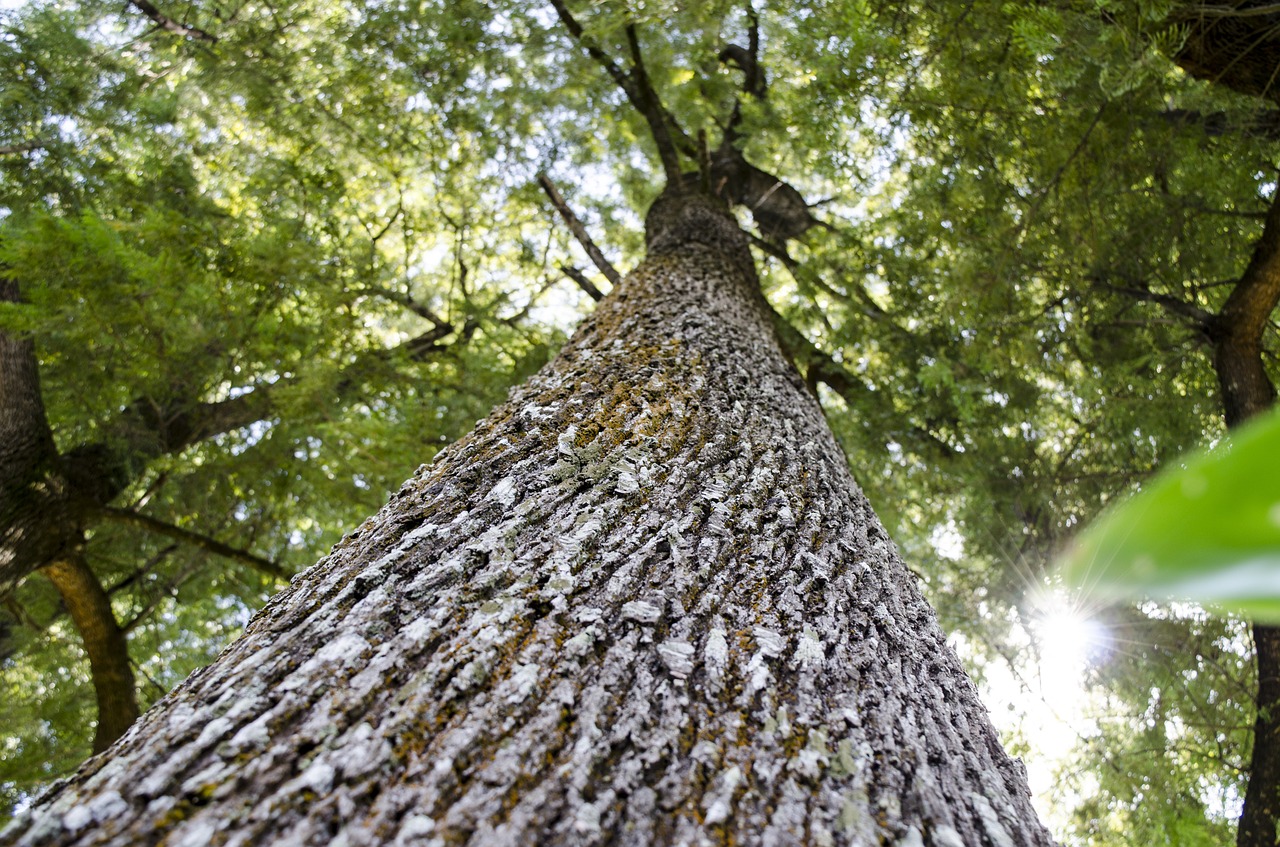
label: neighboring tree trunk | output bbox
[40,555,139,754]
[1,278,141,751]
[0,192,1053,847]
[1207,190,1280,847]
[0,278,70,596]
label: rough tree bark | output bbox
[0,191,1053,847]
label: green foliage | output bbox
[1055,606,1250,845]
[1,0,1277,842]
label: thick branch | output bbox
[1208,187,1280,425]
[97,507,287,582]
[537,174,624,286]
[60,388,276,513]
[68,318,471,515]
[126,0,218,42]
[1219,187,1280,342]
[624,25,683,182]
[41,554,138,753]
[1170,4,1280,103]
[0,278,73,594]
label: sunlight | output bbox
[1035,605,1107,683]
[1028,588,1110,708]
[970,585,1112,833]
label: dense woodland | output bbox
[2,0,1279,843]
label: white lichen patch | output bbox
[931,825,967,847]
[703,765,743,826]
[575,607,603,623]
[793,628,825,669]
[286,760,336,796]
[488,476,518,507]
[557,424,579,456]
[657,639,695,679]
[897,827,926,847]
[393,814,436,846]
[753,627,786,657]
[564,628,597,658]
[505,663,541,704]
[971,794,1016,847]
[620,600,662,624]
[704,627,729,684]
[615,471,639,494]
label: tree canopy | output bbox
[2,0,1279,843]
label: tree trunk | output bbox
[1242,625,1280,847]
[0,192,1053,847]
[1207,188,1280,847]
[0,278,72,595]
[40,555,139,753]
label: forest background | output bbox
[1,0,1277,843]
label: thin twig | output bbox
[126,0,218,42]
[97,507,286,581]
[361,286,450,327]
[0,141,44,156]
[537,173,624,286]
[1100,282,1215,326]
[560,265,606,301]
[1183,3,1280,18]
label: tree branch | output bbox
[360,286,450,326]
[1100,282,1216,327]
[747,231,797,268]
[1161,107,1280,140]
[126,0,218,42]
[547,1,691,180]
[1182,3,1280,19]
[0,141,45,156]
[398,318,477,360]
[624,25,683,182]
[41,554,138,752]
[537,173,623,286]
[547,0,639,102]
[766,304,959,460]
[560,265,606,301]
[97,507,287,581]
[120,557,205,635]
[1217,185,1280,341]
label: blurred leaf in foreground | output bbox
[1062,407,1280,620]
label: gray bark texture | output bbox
[1,192,1054,847]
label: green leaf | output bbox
[1061,407,1280,620]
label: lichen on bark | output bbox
[1,192,1054,847]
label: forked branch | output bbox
[548,0,692,182]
